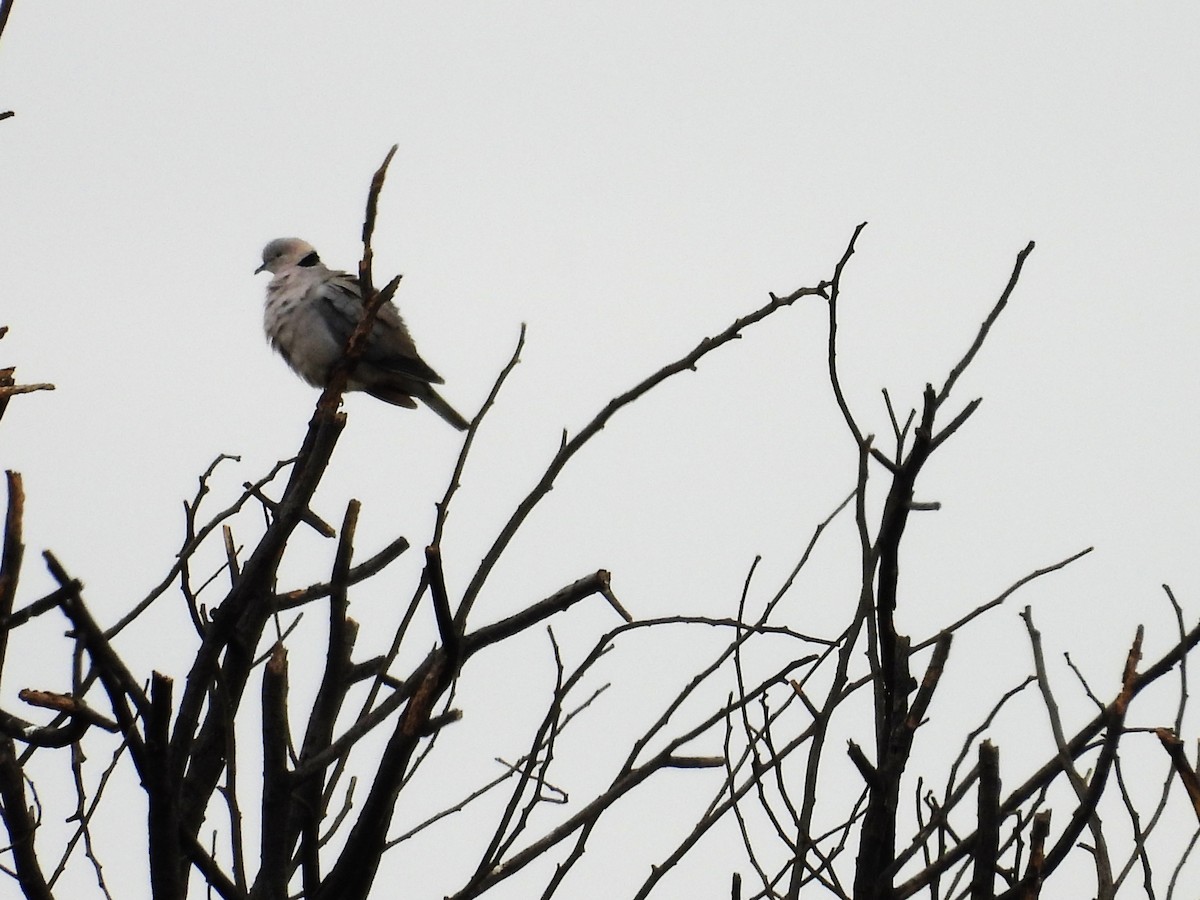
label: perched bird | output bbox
[255,238,469,431]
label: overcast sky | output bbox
[1,3,1198,897]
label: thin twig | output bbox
[937,241,1036,406]
[455,266,833,629]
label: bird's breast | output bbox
[264,283,343,387]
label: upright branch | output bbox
[848,242,1035,900]
[971,741,1000,899]
[0,471,25,692]
[825,222,870,449]
[0,470,53,899]
[257,644,290,900]
[357,143,397,304]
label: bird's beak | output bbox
[254,263,267,275]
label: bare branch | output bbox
[1155,729,1200,823]
[455,259,835,629]
[107,456,295,638]
[242,481,335,538]
[914,548,1093,652]
[426,545,458,658]
[0,471,24,692]
[0,383,54,398]
[431,324,526,549]
[17,690,118,733]
[357,144,398,302]
[257,643,291,900]
[0,736,53,900]
[971,741,1000,900]
[274,534,410,610]
[1022,606,1114,893]
[937,241,1035,406]
[824,223,870,449]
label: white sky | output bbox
[1,3,1199,897]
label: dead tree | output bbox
[1,150,1199,900]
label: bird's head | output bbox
[255,237,321,275]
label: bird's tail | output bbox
[422,387,471,431]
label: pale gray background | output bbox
[1,3,1198,897]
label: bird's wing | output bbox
[312,271,444,384]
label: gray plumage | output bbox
[256,238,469,431]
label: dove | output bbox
[255,238,469,430]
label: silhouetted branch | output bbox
[357,144,398,304]
[426,545,458,659]
[971,741,1000,899]
[385,683,608,850]
[1155,728,1200,822]
[0,471,23,690]
[897,618,1196,898]
[44,553,149,760]
[0,736,52,900]
[257,643,290,900]
[455,250,837,629]
[146,673,181,899]
[825,222,870,448]
[1016,811,1051,900]
[292,501,360,894]
[16,691,118,734]
[274,533,409,610]
[0,0,15,57]
[243,481,335,538]
[937,241,1035,406]
[1022,606,1114,893]
[107,456,295,638]
[913,548,1093,652]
